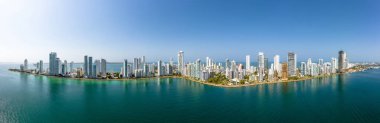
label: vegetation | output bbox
[239,80,245,85]
[207,73,229,84]
[288,76,300,80]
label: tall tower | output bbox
[258,52,265,82]
[157,60,162,76]
[178,51,184,74]
[282,62,288,80]
[24,59,28,70]
[101,59,107,77]
[307,58,312,75]
[246,55,250,71]
[274,55,280,74]
[70,61,74,73]
[123,59,128,78]
[88,56,93,77]
[49,52,57,75]
[63,60,68,75]
[225,59,230,70]
[288,52,297,77]
[338,50,346,73]
[331,58,337,73]
[94,60,100,76]
[39,60,43,74]
[84,55,88,76]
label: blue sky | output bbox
[0,0,379,63]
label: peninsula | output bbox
[9,50,380,87]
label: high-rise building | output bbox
[169,57,174,66]
[24,59,28,70]
[63,60,68,75]
[101,59,107,77]
[49,52,58,75]
[123,59,128,78]
[143,64,149,77]
[306,58,312,75]
[195,59,201,78]
[264,58,269,71]
[133,58,139,71]
[300,62,306,76]
[331,58,337,73]
[225,59,230,70]
[55,58,60,75]
[318,59,324,66]
[157,60,162,76]
[274,55,280,74]
[57,58,62,74]
[338,50,346,73]
[246,55,250,70]
[258,52,265,82]
[88,56,93,77]
[92,65,97,78]
[84,55,88,76]
[94,60,100,76]
[282,62,288,80]
[39,60,43,74]
[70,61,74,73]
[230,60,237,79]
[206,57,210,68]
[141,56,146,68]
[178,51,184,74]
[287,52,297,77]
[61,63,66,75]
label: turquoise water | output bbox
[1,64,380,123]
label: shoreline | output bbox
[8,67,371,87]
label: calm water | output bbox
[1,64,380,123]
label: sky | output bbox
[0,0,379,63]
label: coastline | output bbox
[8,67,369,88]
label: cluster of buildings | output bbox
[181,50,351,84]
[21,52,178,79]
[18,50,352,84]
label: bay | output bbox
[1,64,380,123]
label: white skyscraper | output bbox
[141,56,146,67]
[258,52,265,82]
[157,60,162,76]
[178,51,184,74]
[307,58,312,75]
[273,55,280,74]
[246,55,250,71]
[331,58,337,73]
[101,59,107,77]
[300,62,306,75]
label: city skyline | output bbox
[1,0,379,62]
[13,50,358,87]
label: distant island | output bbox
[9,50,380,87]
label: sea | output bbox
[1,63,380,123]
